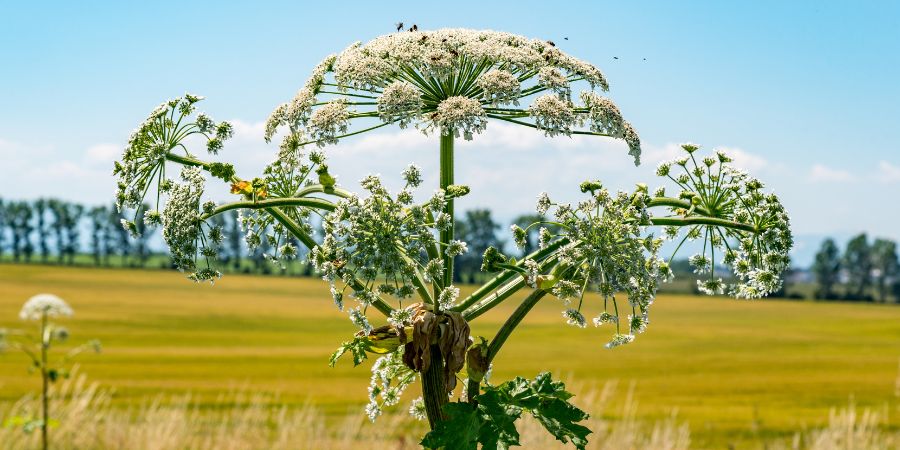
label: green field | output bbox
[1,264,898,448]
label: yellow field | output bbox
[1,264,899,448]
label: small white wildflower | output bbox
[628,314,648,334]
[528,94,576,137]
[538,67,570,96]
[377,81,422,128]
[388,306,415,327]
[401,164,423,187]
[592,311,618,327]
[20,294,73,321]
[538,227,553,249]
[348,307,372,333]
[511,224,527,249]
[477,69,521,105]
[536,192,552,215]
[409,397,427,420]
[552,280,580,302]
[365,402,381,422]
[446,240,468,257]
[605,333,635,349]
[563,309,586,328]
[438,286,461,310]
[429,96,487,140]
[309,99,350,147]
[697,278,725,296]
[524,259,540,288]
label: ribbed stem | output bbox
[421,133,457,430]
[421,344,448,429]
[439,133,455,294]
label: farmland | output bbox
[1,264,898,448]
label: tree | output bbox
[812,238,841,299]
[0,199,7,258]
[48,199,67,263]
[8,201,35,262]
[843,233,872,300]
[871,238,899,302]
[87,206,109,266]
[33,199,52,262]
[455,209,502,283]
[62,203,84,265]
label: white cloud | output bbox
[808,164,855,183]
[719,146,768,172]
[85,143,120,165]
[876,160,900,183]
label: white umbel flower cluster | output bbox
[429,96,487,139]
[657,144,792,299]
[377,81,423,128]
[308,99,349,147]
[531,185,668,348]
[264,29,642,162]
[529,94,576,137]
[477,69,521,105]
[20,294,73,321]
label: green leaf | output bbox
[476,389,522,450]
[421,402,480,450]
[328,336,371,367]
[421,373,591,450]
[485,372,591,450]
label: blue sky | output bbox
[1,1,898,265]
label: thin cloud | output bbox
[808,164,855,183]
[876,160,900,183]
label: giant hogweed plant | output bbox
[113,29,792,449]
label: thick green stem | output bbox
[650,216,756,233]
[421,133,456,431]
[421,344,448,429]
[200,197,336,220]
[453,238,569,314]
[439,133,455,295]
[487,289,548,362]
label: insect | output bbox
[547,40,556,46]
[408,24,418,32]
[564,37,569,40]
[613,56,619,60]
[395,22,403,32]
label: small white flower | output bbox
[563,309,586,328]
[536,192,552,216]
[438,286,460,310]
[429,96,487,140]
[528,94,576,137]
[409,397,427,420]
[446,240,468,257]
[605,333,635,349]
[20,294,73,321]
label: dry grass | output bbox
[2,374,897,449]
[0,373,695,450]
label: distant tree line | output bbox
[7,196,896,303]
[0,197,518,281]
[812,233,899,302]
